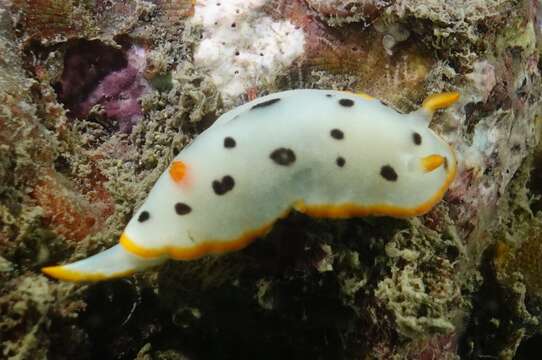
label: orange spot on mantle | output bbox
[169,160,187,183]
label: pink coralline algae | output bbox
[56,40,152,133]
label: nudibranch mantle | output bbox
[42,89,459,282]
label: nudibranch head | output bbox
[42,89,459,282]
[356,113,457,217]
[294,92,457,219]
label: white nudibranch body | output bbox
[42,89,459,282]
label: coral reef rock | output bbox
[1,0,542,359]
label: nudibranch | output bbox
[42,89,459,282]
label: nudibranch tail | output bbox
[422,91,460,114]
[41,244,165,282]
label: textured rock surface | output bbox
[1,0,542,359]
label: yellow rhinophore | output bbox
[422,92,460,113]
[421,154,446,173]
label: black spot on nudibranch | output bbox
[412,132,422,145]
[212,175,235,195]
[444,157,449,170]
[336,157,346,167]
[338,98,354,107]
[251,98,280,110]
[270,148,296,166]
[138,211,150,222]
[380,165,398,182]
[330,129,344,140]
[224,137,236,148]
[175,202,192,215]
[326,94,333,97]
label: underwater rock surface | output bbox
[1,0,542,359]
[56,40,152,133]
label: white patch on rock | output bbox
[192,0,305,104]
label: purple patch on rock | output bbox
[56,39,151,133]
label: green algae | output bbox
[0,5,215,358]
[374,215,464,340]
[0,275,82,360]
[459,152,542,358]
